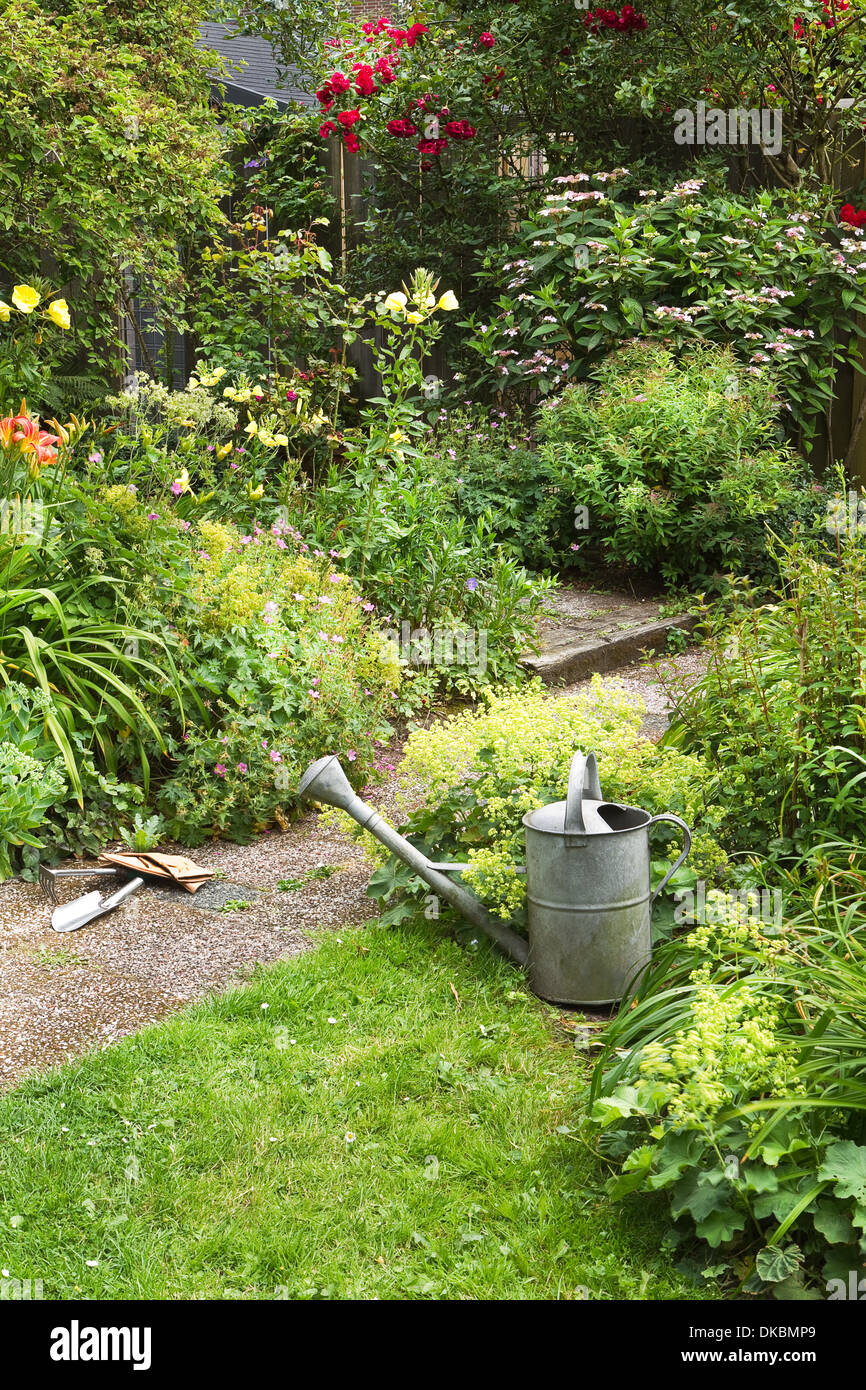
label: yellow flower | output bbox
[248,482,264,500]
[273,433,289,448]
[12,284,40,314]
[0,302,10,322]
[389,429,407,445]
[244,417,258,436]
[46,299,71,329]
[437,290,459,311]
[406,311,425,324]
[172,468,192,495]
[383,291,407,314]
[215,443,233,461]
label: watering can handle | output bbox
[564,751,603,834]
[648,812,692,905]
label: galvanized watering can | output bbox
[298,750,691,1007]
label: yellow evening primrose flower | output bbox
[383,291,407,314]
[12,284,40,314]
[0,302,10,322]
[437,290,459,311]
[46,299,71,329]
[273,434,289,448]
[405,311,425,324]
[172,468,192,495]
[248,482,265,500]
[244,417,258,436]
[215,443,233,461]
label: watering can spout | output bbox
[299,755,360,813]
[298,755,529,967]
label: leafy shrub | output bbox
[423,405,563,569]
[661,523,866,851]
[366,678,726,928]
[588,848,866,1297]
[534,343,810,586]
[0,684,66,878]
[468,175,866,447]
[155,513,399,844]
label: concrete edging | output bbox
[521,614,698,686]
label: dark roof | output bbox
[198,21,315,109]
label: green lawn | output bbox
[0,917,714,1300]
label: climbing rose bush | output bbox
[313,8,498,166]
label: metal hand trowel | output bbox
[51,875,145,933]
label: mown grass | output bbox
[0,917,714,1300]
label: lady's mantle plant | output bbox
[364,678,726,927]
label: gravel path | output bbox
[0,811,382,1090]
[0,640,707,1091]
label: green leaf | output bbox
[755,1244,802,1284]
[819,1142,866,1203]
[813,1201,856,1245]
[695,1207,747,1248]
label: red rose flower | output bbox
[841,203,866,229]
[343,132,360,153]
[338,108,361,126]
[329,71,352,93]
[386,118,418,137]
[444,119,476,140]
[406,22,429,46]
[319,121,337,138]
[479,31,495,47]
[353,64,377,96]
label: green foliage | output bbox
[588,842,866,1295]
[660,522,866,850]
[153,514,398,845]
[0,0,225,405]
[469,177,866,448]
[0,683,66,879]
[188,207,357,387]
[0,277,73,413]
[421,405,560,569]
[118,812,167,853]
[535,344,811,587]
